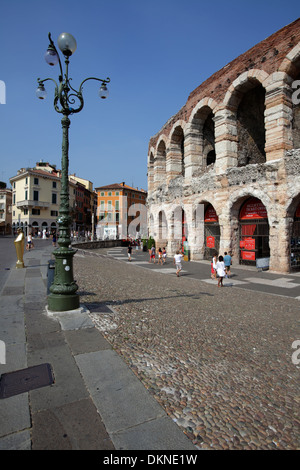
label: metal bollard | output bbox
[47,260,55,294]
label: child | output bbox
[173,250,183,277]
[216,255,226,287]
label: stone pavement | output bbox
[0,240,195,450]
[73,245,300,450]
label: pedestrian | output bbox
[127,244,132,261]
[162,247,167,264]
[157,247,163,265]
[224,252,232,278]
[216,255,226,287]
[174,250,183,277]
[211,252,218,279]
[149,244,156,263]
[26,232,33,251]
[52,231,56,247]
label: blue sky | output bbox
[0,0,299,190]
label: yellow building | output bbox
[10,161,76,237]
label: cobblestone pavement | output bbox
[74,249,300,450]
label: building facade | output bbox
[0,183,12,235]
[95,182,147,239]
[10,161,76,237]
[147,19,300,272]
[69,174,97,235]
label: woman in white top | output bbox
[211,253,218,279]
[216,255,226,287]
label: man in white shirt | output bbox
[173,250,183,277]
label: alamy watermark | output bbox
[0,80,6,104]
[0,340,6,364]
[292,340,300,366]
[292,80,300,105]
[96,198,205,242]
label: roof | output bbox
[95,182,147,193]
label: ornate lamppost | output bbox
[36,32,110,312]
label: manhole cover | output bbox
[0,363,54,399]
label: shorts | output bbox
[176,263,182,270]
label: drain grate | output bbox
[0,363,54,399]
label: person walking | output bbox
[224,252,232,278]
[174,250,183,277]
[52,231,57,247]
[211,252,218,279]
[162,247,167,264]
[158,247,163,265]
[26,232,33,251]
[149,244,156,263]
[216,255,226,287]
[127,244,132,261]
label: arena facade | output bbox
[147,18,300,272]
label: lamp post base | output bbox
[47,293,80,312]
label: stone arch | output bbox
[287,192,300,271]
[227,190,272,265]
[224,71,269,167]
[279,43,300,78]
[224,70,269,108]
[154,137,167,187]
[186,99,219,175]
[167,120,186,179]
[147,147,155,192]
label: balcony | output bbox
[16,200,50,209]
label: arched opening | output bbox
[292,70,300,149]
[239,197,269,265]
[170,126,185,177]
[155,141,167,186]
[291,202,300,270]
[204,204,220,259]
[158,210,168,240]
[31,221,39,236]
[237,82,266,166]
[148,152,155,190]
[203,111,216,167]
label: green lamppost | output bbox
[36,32,110,312]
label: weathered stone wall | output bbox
[147,19,300,272]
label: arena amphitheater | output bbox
[147,18,300,272]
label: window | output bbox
[34,177,39,185]
[116,192,119,196]
[52,181,57,188]
[13,194,16,204]
[32,209,40,215]
[25,190,28,201]
[115,200,119,210]
[52,193,57,204]
[24,209,28,215]
[51,210,58,217]
[107,201,112,211]
[100,192,105,196]
[33,190,39,201]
